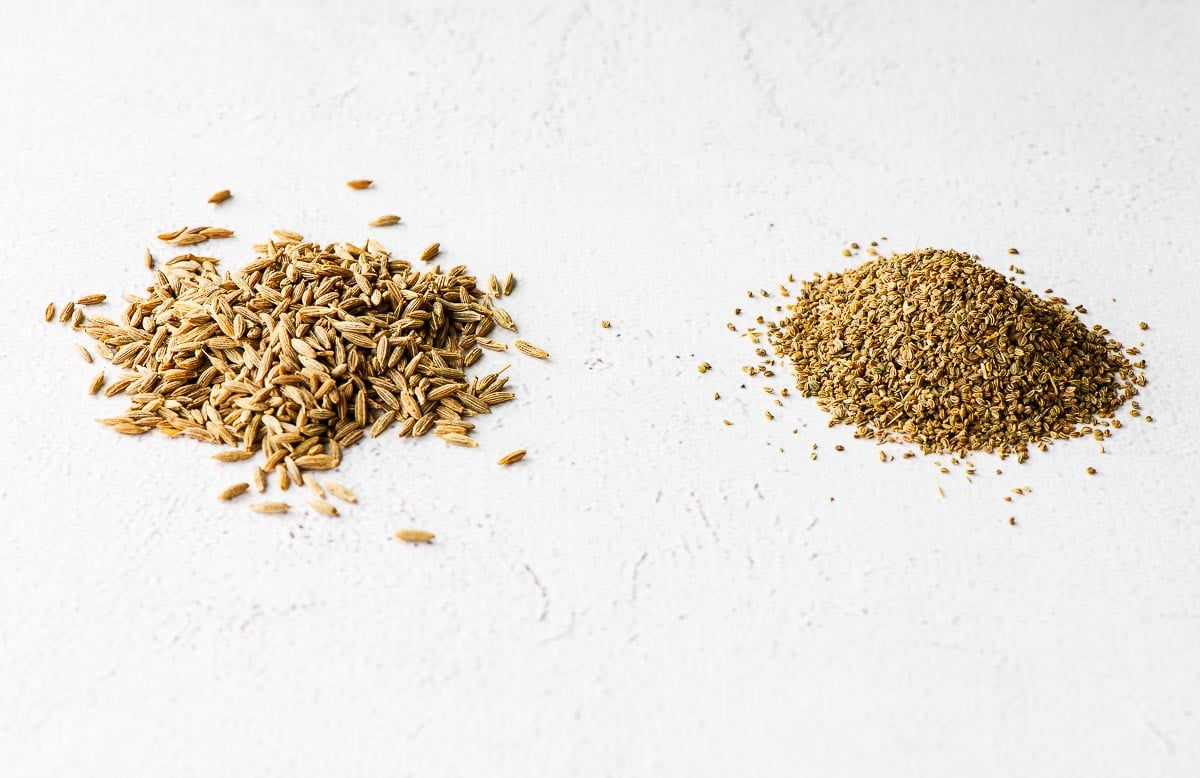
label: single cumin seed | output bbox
[218,483,250,501]
[208,189,232,205]
[346,179,373,190]
[369,214,401,227]
[395,529,435,543]
[497,449,526,466]
[325,481,358,504]
[514,340,549,359]
[249,502,290,514]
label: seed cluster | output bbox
[752,248,1145,458]
[75,234,527,498]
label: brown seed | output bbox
[76,294,106,306]
[58,301,74,323]
[87,370,105,395]
[75,344,93,363]
[252,468,266,493]
[207,189,232,205]
[212,450,255,463]
[218,483,250,501]
[440,432,478,448]
[144,249,154,270]
[697,362,711,374]
[497,449,526,466]
[503,273,516,295]
[308,499,340,517]
[1086,466,1096,475]
[514,340,549,359]
[44,302,55,322]
[419,243,440,263]
[325,481,357,504]
[249,502,290,514]
[600,320,612,328]
[369,215,401,227]
[395,529,435,543]
[303,473,326,499]
[1138,321,1148,330]
[346,179,373,190]
[1008,247,1019,254]
[157,226,186,241]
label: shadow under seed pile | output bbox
[762,248,1144,457]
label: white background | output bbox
[1,1,1198,776]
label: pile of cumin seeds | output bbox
[747,247,1146,459]
[74,234,528,507]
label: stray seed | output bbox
[1086,466,1096,475]
[249,502,290,514]
[325,481,358,504]
[879,451,887,462]
[252,468,266,493]
[76,294,106,306]
[1138,321,1148,330]
[497,449,526,466]
[346,179,373,190]
[937,486,945,497]
[834,444,844,451]
[420,243,440,263]
[87,370,105,395]
[514,340,549,359]
[75,344,93,363]
[713,392,720,400]
[440,432,478,448]
[600,320,612,328]
[44,302,55,322]
[369,214,401,227]
[1008,247,1019,254]
[144,249,154,269]
[208,189,231,205]
[722,419,732,426]
[697,362,711,374]
[309,499,339,517]
[218,483,250,501]
[58,300,74,323]
[395,529,435,544]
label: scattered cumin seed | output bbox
[601,320,612,328]
[218,483,250,501]
[697,362,711,374]
[325,481,357,504]
[1086,466,1096,475]
[207,189,231,205]
[252,468,266,493]
[58,300,74,323]
[1138,321,1148,330]
[514,340,549,359]
[722,419,732,426]
[395,529,435,544]
[308,499,339,517]
[346,179,373,190]
[144,249,154,270]
[497,449,526,466]
[250,502,290,514]
[87,370,105,395]
[75,344,93,363]
[1008,247,1019,254]
[369,214,401,227]
[44,302,55,322]
[440,432,478,448]
[76,294,106,306]
[420,243,440,262]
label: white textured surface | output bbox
[2,1,1199,775]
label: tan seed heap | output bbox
[71,234,531,511]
